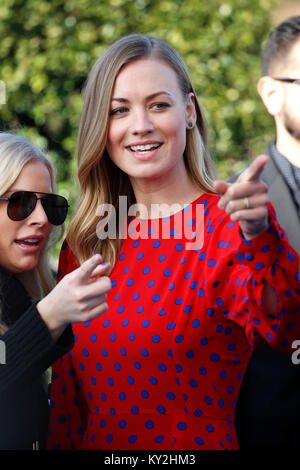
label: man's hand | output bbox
[214,154,269,239]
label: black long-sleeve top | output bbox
[0,266,74,449]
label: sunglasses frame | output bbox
[0,190,69,226]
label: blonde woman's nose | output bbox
[27,199,49,225]
[131,109,155,135]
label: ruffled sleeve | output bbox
[226,202,300,350]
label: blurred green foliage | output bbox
[0,0,280,263]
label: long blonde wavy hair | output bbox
[0,132,61,334]
[68,34,215,267]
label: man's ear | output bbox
[257,76,284,116]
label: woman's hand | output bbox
[37,254,112,341]
[213,154,269,240]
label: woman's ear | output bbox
[186,92,197,129]
[257,76,284,116]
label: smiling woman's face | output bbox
[106,57,196,186]
[0,160,52,273]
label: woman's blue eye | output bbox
[110,107,127,115]
[153,103,169,109]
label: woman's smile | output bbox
[127,140,163,160]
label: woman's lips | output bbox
[14,236,44,253]
[128,142,162,160]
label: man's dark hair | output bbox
[262,15,300,76]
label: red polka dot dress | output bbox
[47,193,300,450]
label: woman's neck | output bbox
[129,168,204,219]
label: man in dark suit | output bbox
[234,15,300,448]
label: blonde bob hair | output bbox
[0,132,61,334]
[68,34,215,267]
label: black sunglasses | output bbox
[274,78,300,85]
[0,191,69,226]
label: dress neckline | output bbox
[130,191,216,222]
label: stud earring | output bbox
[187,122,193,129]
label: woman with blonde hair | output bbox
[0,132,111,449]
[67,34,214,267]
[48,35,299,450]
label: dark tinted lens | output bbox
[8,191,37,221]
[41,194,68,225]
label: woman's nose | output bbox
[131,109,155,135]
[28,199,49,226]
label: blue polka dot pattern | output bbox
[48,194,300,451]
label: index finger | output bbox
[89,262,111,281]
[237,154,269,183]
[77,254,103,282]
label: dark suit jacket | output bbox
[234,143,300,449]
[261,146,300,256]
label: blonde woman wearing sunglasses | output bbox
[0,132,111,449]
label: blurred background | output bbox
[1,0,300,264]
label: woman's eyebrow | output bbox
[111,91,172,103]
[111,97,129,103]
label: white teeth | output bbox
[130,143,160,152]
[17,239,39,245]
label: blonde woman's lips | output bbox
[128,142,162,160]
[14,235,44,252]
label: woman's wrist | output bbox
[36,298,66,342]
